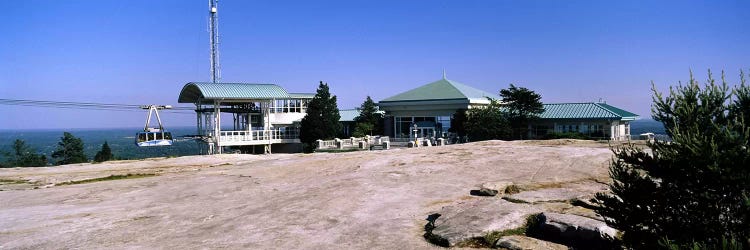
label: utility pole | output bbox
[208,0,221,83]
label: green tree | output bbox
[352,122,374,138]
[449,109,468,137]
[594,70,750,249]
[353,96,383,135]
[94,141,114,162]
[4,139,47,167]
[465,98,511,141]
[300,81,342,152]
[499,84,544,139]
[51,132,87,165]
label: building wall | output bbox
[530,118,631,140]
[380,101,482,138]
[269,113,306,125]
[341,121,355,137]
[391,115,452,138]
[271,143,303,153]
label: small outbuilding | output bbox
[531,102,638,140]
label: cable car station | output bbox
[178,82,314,154]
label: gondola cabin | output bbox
[136,105,174,147]
[136,129,173,147]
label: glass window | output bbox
[395,116,414,138]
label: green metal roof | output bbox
[379,78,496,103]
[540,103,638,120]
[596,103,639,119]
[178,82,313,103]
[339,109,361,122]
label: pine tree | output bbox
[300,81,342,151]
[8,139,47,167]
[353,96,383,135]
[499,84,544,139]
[594,70,750,249]
[94,141,114,162]
[51,132,87,165]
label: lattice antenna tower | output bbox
[209,0,221,83]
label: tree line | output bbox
[1,132,115,167]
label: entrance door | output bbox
[413,120,437,138]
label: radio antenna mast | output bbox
[208,0,221,83]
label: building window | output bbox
[269,99,306,113]
[395,117,413,138]
[437,116,451,135]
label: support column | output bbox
[265,100,272,154]
[214,100,222,154]
[393,117,397,138]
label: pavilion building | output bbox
[378,76,497,139]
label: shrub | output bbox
[594,70,750,249]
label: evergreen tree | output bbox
[465,98,511,141]
[499,84,544,139]
[51,132,87,165]
[594,70,750,249]
[94,141,114,162]
[352,122,374,138]
[353,96,383,135]
[300,81,342,151]
[449,109,468,137]
[6,139,47,167]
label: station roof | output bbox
[540,103,638,121]
[178,82,314,103]
[379,77,496,104]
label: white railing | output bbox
[316,136,391,150]
[390,137,415,143]
[217,127,300,144]
[319,140,337,148]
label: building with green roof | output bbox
[178,82,315,154]
[378,75,498,138]
[533,102,639,140]
[378,76,638,140]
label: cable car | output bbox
[136,105,174,147]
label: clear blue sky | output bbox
[1,0,748,129]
